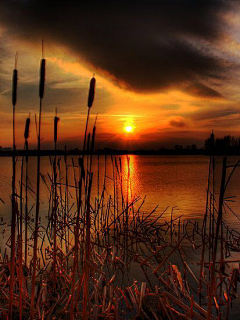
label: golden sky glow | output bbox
[0,46,239,150]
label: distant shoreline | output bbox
[0,149,239,156]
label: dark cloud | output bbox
[161,104,180,111]
[0,0,234,96]
[190,107,239,121]
[1,79,112,115]
[182,83,223,98]
[169,118,187,128]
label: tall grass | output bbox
[53,109,59,289]
[24,116,30,265]
[30,42,46,318]
[9,53,18,320]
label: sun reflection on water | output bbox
[120,155,140,203]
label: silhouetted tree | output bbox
[191,144,197,150]
[205,133,240,153]
[174,144,183,150]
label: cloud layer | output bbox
[0,0,234,97]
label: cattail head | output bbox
[24,117,30,140]
[39,59,46,99]
[88,77,96,108]
[54,116,60,143]
[12,69,18,106]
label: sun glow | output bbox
[124,125,134,133]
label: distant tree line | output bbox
[173,144,197,151]
[205,134,240,154]
[1,134,240,156]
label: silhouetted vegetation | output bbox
[0,147,206,156]
[205,134,240,155]
[2,134,240,157]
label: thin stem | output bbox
[30,98,42,318]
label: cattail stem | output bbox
[9,108,16,320]
[207,157,227,319]
[30,98,43,318]
[52,109,59,288]
[64,146,69,267]
[9,59,18,320]
[23,116,30,266]
[19,152,24,320]
[30,52,45,316]
[30,44,45,317]
[199,131,214,306]
[199,154,212,305]
[70,159,83,319]
[83,107,90,153]
[24,139,29,265]
[83,173,93,319]
[30,98,42,319]
[53,128,57,289]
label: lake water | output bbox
[1,154,240,319]
[1,155,240,251]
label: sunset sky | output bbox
[0,0,240,150]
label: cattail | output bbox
[88,77,96,108]
[30,43,46,318]
[87,132,91,152]
[39,59,46,99]
[9,54,18,320]
[54,116,60,143]
[78,157,85,180]
[91,125,96,152]
[12,69,18,106]
[83,77,96,152]
[24,117,30,140]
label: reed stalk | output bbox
[19,117,30,310]
[83,172,93,319]
[53,109,59,289]
[70,157,83,319]
[24,116,30,265]
[30,42,46,318]
[199,131,214,306]
[9,53,18,320]
[207,156,227,319]
[18,122,28,320]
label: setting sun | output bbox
[124,125,134,133]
